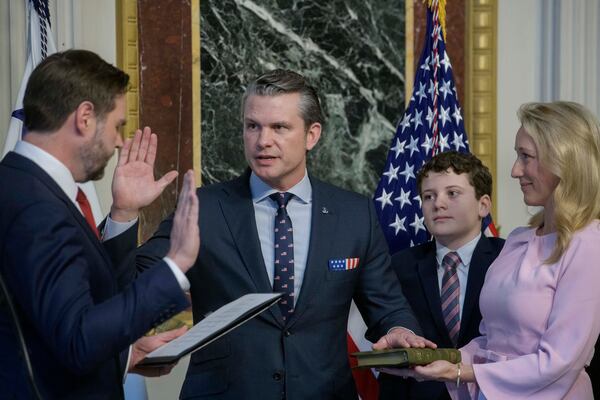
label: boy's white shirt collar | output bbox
[435,232,482,268]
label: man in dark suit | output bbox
[378,151,504,400]
[134,69,434,399]
[0,49,199,399]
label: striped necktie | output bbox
[270,192,295,321]
[441,251,461,346]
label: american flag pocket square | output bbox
[328,257,360,271]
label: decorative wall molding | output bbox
[192,0,201,185]
[465,0,497,217]
[116,0,139,138]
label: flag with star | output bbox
[373,0,496,255]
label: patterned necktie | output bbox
[76,188,100,239]
[270,192,295,321]
[441,251,461,346]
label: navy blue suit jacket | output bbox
[379,235,504,400]
[134,172,421,400]
[0,152,189,399]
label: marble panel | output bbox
[201,0,406,195]
[138,0,193,240]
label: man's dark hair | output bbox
[416,151,492,199]
[23,49,129,132]
[241,69,324,129]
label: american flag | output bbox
[373,2,495,255]
[329,258,360,271]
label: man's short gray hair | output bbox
[241,69,324,129]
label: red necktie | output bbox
[76,188,100,239]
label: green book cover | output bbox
[352,348,461,369]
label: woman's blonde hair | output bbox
[518,101,600,263]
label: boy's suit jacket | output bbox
[379,235,504,400]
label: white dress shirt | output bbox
[250,171,312,305]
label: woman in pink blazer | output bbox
[384,101,600,399]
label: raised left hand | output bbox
[372,327,437,350]
[111,127,178,222]
[129,326,187,377]
[167,170,200,273]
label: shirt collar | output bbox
[435,232,481,269]
[250,170,312,204]
[13,140,79,205]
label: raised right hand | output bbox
[111,127,178,222]
[166,170,199,273]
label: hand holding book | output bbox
[365,329,473,384]
[360,349,475,385]
[378,359,458,383]
[352,348,461,369]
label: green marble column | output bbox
[201,0,406,195]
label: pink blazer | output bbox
[448,221,600,399]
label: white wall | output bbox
[496,0,600,236]
[496,0,543,236]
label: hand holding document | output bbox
[139,293,283,366]
[130,326,188,376]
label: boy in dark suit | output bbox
[379,151,505,400]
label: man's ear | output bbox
[478,194,492,218]
[305,122,322,151]
[74,101,96,137]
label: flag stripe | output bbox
[347,333,379,399]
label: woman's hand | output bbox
[379,360,474,383]
[413,360,460,381]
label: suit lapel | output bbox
[460,236,491,340]
[288,179,338,328]
[218,173,281,323]
[3,152,111,266]
[417,242,453,344]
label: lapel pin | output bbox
[321,207,329,214]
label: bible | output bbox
[352,348,461,369]
[139,293,283,366]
